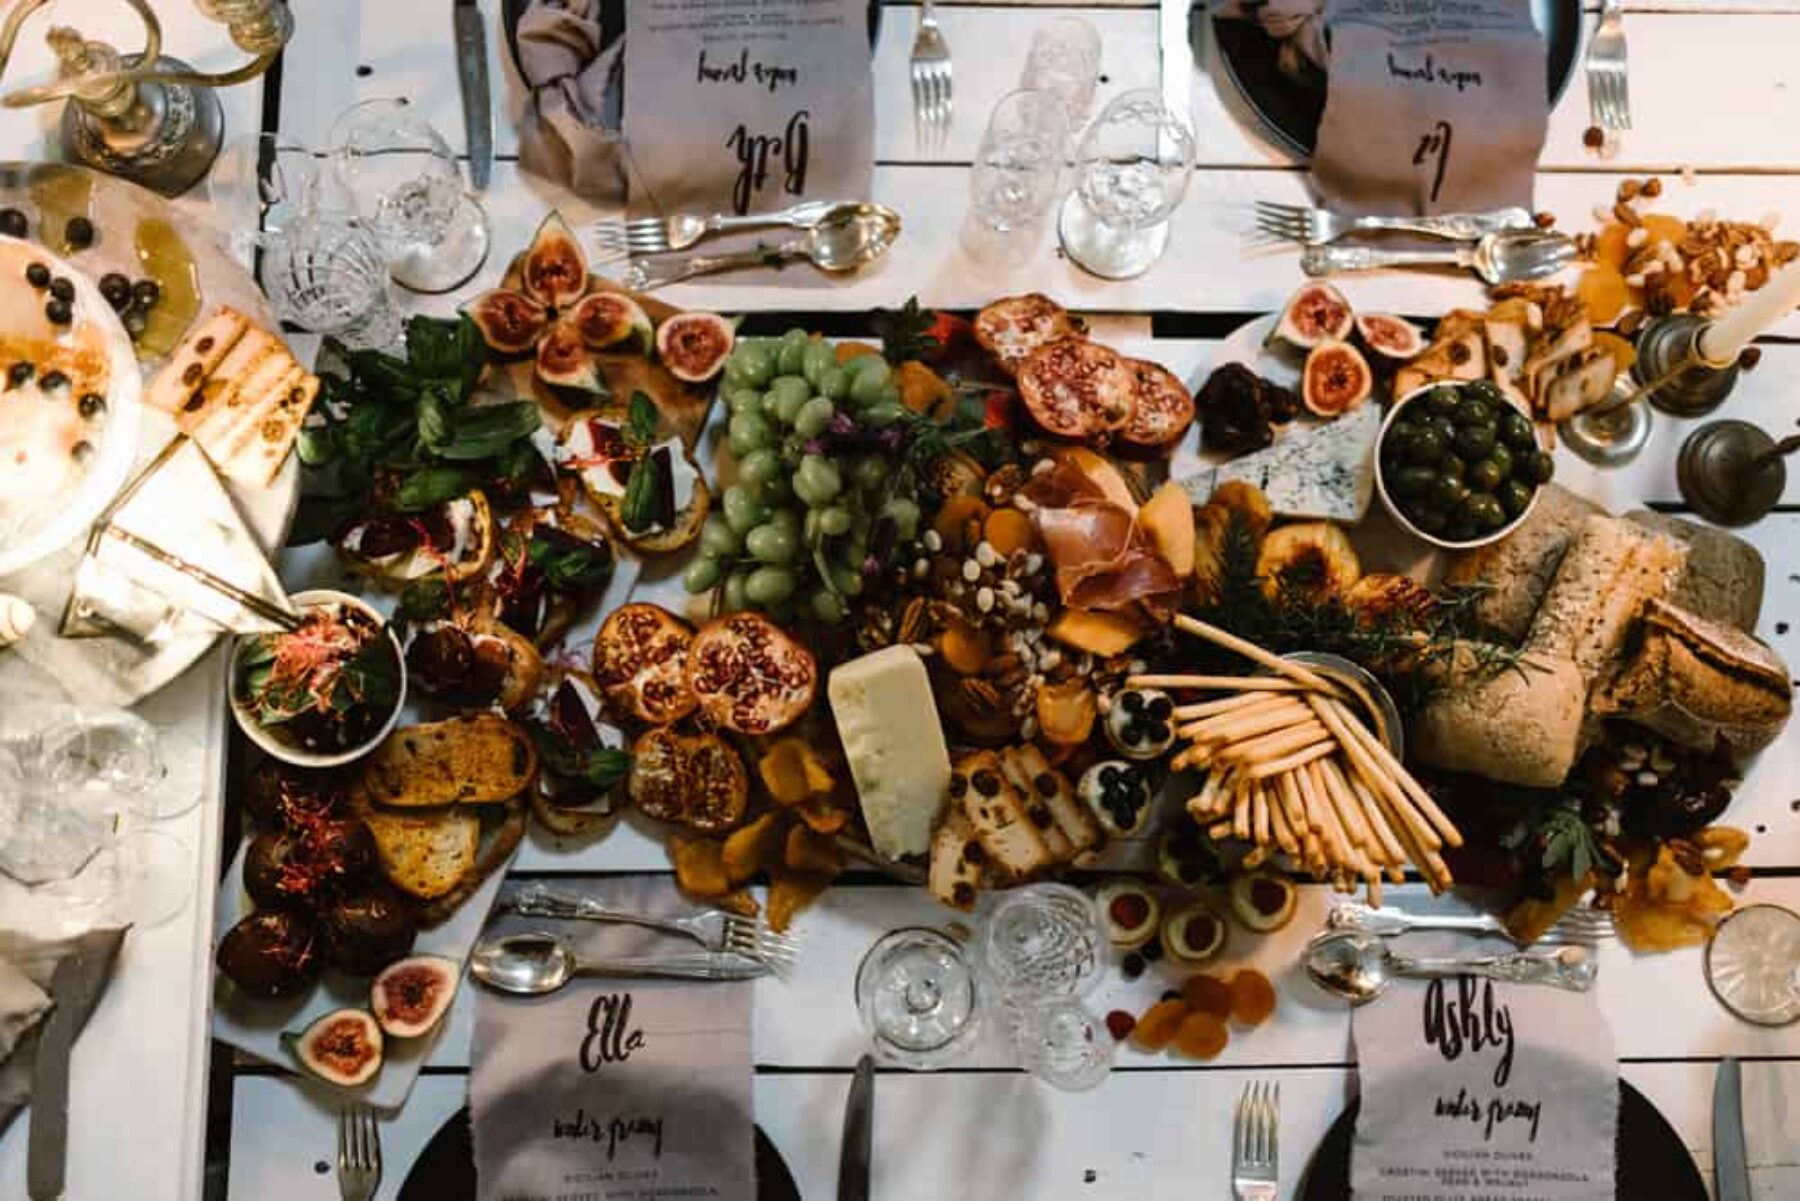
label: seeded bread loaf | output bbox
[1441,483,1605,642]
[1623,511,1765,633]
[352,714,537,808]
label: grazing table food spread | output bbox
[7,4,1800,1201]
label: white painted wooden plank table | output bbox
[0,2,1795,1199]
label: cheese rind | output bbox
[828,646,951,860]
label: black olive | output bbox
[1140,939,1164,962]
[1146,695,1172,721]
[948,773,967,798]
[1121,691,1144,715]
[1121,723,1143,746]
[0,208,27,238]
[1121,952,1146,980]
[1147,721,1171,743]
[7,361,32,388]
[44,299,71,326]
[48,277,74,304]
[98,272,131,308]
[1033,772,1058,797]
[133,278,162,305]
[64,216,94,249]
[24,261,48,288]
[78,392,105,419]
[39,369,68,392]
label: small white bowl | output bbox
[1374,382,1544,551]
[229,589,405,769]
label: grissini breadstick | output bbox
[1252,776,1271,846]
[1233,777,1252,841]
[1319,695,1462,848]
[1173,615,1347,696]
[1183,694,1309,736]
[1173,691,1286,722]
[1335,761,1407,866]
[1219,721,1329,766]
[1305,693,1442,852]
[1312,756,1373,853]
[1133,674,1311,693]
[1268,785,1300,856]
[1245,739,1339,779]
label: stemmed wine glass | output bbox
[257,211,404,350]
[330,97,491,294]
[855,926,982,1069]
[1706,904,1800,1025]
[1057,88,1195,280]
[963,89,1071,263]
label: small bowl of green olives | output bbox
[1375,380,1555,549]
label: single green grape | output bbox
[777,330,810,376]
[699,514,742,557]
[816,505,853,536]
[745,565,798,605]
[722,486,770,535]
[796,454,843,503]
[768,507,802,539]
[801,339,837,388]
[829,565,865,597]
[882,497,922,541]
[722,568,751,612]
[816,365,849,401]
[745,523,799,564]
[794,396,837,438]
[726,342,774,388]
[860,400,904,429]
[810,589,846,623]
[683,555,722,593]
[737,447,782,487]
[844,351,887,378]
[727,411,774,456]
[848,358,893,405]
[728,389,764,418]
[768,375,812,419]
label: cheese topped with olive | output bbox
[1104,687,1176,760]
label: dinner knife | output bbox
[454,0,492,191]
[837,1053,875,1201]
[1158,0,1194,157]
[1714,1057,1752,1201]
[26,955,86,1200]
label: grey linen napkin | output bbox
[0,927,128,1137]
[1312,0,1548,215]
[1351,955,1617,1201]
[517,0,629,205]
[471,878,754,1201]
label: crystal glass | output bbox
[205,133,319,269]
[1706,904,1800,1026]
[0,743,107,886]
[962,89,1070,264]
[258,212,403,349]
[855,927,981,1069]
[1058,88,1196,280]
[1020,17,1102,128]
[29,705,201,821]
[1013,996,1114,1092]
[978,882,1105,1002]
[330,97,491,293]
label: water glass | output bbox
[330,97,491,294]
[1706,904,1800,1026]
[978,882,1105,1002]
[258,212,404,350]
[1013,996,1114,1092]
[1020,18,1102,128]
[1058,88,1196,280]
[963,89,1071,263]
[855,926,981,1069]
[205,133,319,269]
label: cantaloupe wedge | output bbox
[1140,480,1197,576]
[1046,609,1144,656]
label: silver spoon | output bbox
[1304,931,1596,1005]
[623,203,901,291]
[469,931,771,994]
[1300,231,1575,285]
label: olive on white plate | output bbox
[1079,760,1154,838]
[1096,880,1161,950]
[1104,687,1176,760]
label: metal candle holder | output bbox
[1561,313,1745,468]
[0,0,292,197]
[1676,421,1794,528]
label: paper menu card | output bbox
[1352,971,1618,1201]
[622,0,873,219]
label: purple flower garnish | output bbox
[829,412,858,436]
[861,555,881,579]
[879,427,906,451]
[804,438,827,456]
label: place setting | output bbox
[4,1,1800,1200]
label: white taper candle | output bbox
[1698,257,1800,365]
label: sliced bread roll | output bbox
[1623,511,1765,633]
[1442,483,1605,642]
[928,807,985,911]
[952,750,1053,884]
[1412,644,1589,788]
[1525,514,1686,688]
[354,804,480,900]
[352,714,537,808]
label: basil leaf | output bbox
[433,401,542,461]
[627,390,658,445]
[619,454,663,533]
[296,424,339,468]
[286,495,360,547]
[528,529,614,592]
[396,466,476,510]
[584,748,633,790]
[405,316,470,382]
[417,392,452,450]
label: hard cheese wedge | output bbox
[1176,402,1382,521]
[828,645,951,861]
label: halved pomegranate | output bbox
[684,612,817,735]
[593,603,698,725]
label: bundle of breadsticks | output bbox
[1129,615,1462,905]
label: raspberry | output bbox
[1104,1010,1136,1041]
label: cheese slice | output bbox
[828,645,951,861]
[1177,401,1382,522]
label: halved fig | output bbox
[242,760,345,831]
[370,954,459,1038]
[593,603,698,725]
[464,288,548,355]
[656,312,735,383]
[521,211,589,309]
[1301,340,1374,416]
[572,291,652,352]
[283,1008,383,1087]
[1116,358,1195,455]
[1272,282,1354,350]
[973,293,1084,376]
[216,910,320,998]
[628,726,749,833]
[406,618,542,713]
[685,612,818,736]
[536,322,604,392]
[1016,338,1136,440]
[1354,313,1425,361]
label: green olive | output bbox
[1385,424,1420,460]
[1467,458,1504,492]
[1444,517,1479,543]
[1425,386,1462,416]
[1410,504,1450,534]
[1521,450,1556,485]
[1461,493,1508,532]
[1438,454,1466,484]
[1498,408,1537,450]
[1466,380,1504,405]
[1454,397,1495,428]
[1430,475,1470,510]
[1405,425,1445,466]
[1391,465,1437,499]
[1497,479,1535,517]
[1428,416,1459,448]
[1453,422,1497,459]
[1487,443,1515,482]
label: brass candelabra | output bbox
[0,0,292,196]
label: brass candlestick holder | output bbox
[1562,313,1745,467]
[0,0,292,197]
[1676,421,1795,528]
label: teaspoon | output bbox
[1304,931,1596,1005]
[624,203,902,291]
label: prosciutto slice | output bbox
[1021,462,1184,615]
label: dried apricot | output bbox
[932,494,991,553]
[896,359,954,417]
[1639,213,1686,249]
[1593,223,1631,271]
[1577,265,1631,326]
[1180,973,1234,1020]
[982,506,1037,557]
[936,617,991,675]
[1130,999,1188,1052]
[1035,678,1097,746]
[1228,969,1278,1027]
[1171,1011,1229,1060]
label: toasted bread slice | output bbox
[352,714,537,808]
[1004,743,1101,858]
[554,409,710,554]
[928,807,985,911]
[355,802,480,900]
[337,492,496,585]
[212,369,321,489]
[996,745,1071,861]
[953,750,1052,884]
[145,307,249,415]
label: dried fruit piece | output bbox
[667,831,732,898]
[936,617,991,675]
[784,824,846,876]
[1228,968,1278,1026]
[1171,1011,1229,1060]
[1130,999,1188,1051]
[1105,1010,1137,1041]
[933,493,992,552]
[766,868,832,932]
[757,737,831,806]
[1180,973,1234,1020]
[1035,679,1097,746]
[1577,265,1631,325]
[722,810,789,885]
[1257,521,1362,605]
[982,507,1036,557]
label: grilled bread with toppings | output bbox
[334,491,496,585]
[351,714,538,809]
[999,743,1102,860]
[928,807,986,911]
[553,408,710,554]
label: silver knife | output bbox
[837,1054,875,1201]
[1158,0,1194,157]
[27,955,86,1200]
[1714,1057,1752,1201]
[454,0,492,191]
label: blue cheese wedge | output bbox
[1177,402,1381,521]
[828,646,951,860]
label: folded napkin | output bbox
[0,927,128,1137]
[1351,951,1617,1201]
[516,0,629,205]
[1312,0,1548,215]
[470,878,755,1201]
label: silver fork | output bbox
[591,199,843,257]
[909,1,953,150]
[509,883,800,967]
[1327,900,1615,946]
[1587,0,1631,132]
[336,1106,381,1201]
[1233,1080,1279,1201]
[1253,200,1537,247]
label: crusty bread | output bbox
[354,803,480,900]
[1442,483,1605,642]
[1525,514,1685,688]
[953,750,1052,883]
[999,744,1101,860]
[928,808,985,911]
[352,715,537,808]
[1623,511,1765,634]
[1413,644,1589,788]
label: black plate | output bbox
[1211,1,1583,158]
[500,0,881,81]
[396,1105,801,1201]
[1297,1080,1707,1201]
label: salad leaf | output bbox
[626,390,659,446]
[431,402,542,461]
[397,466,479,510]
[528,528,614,593]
